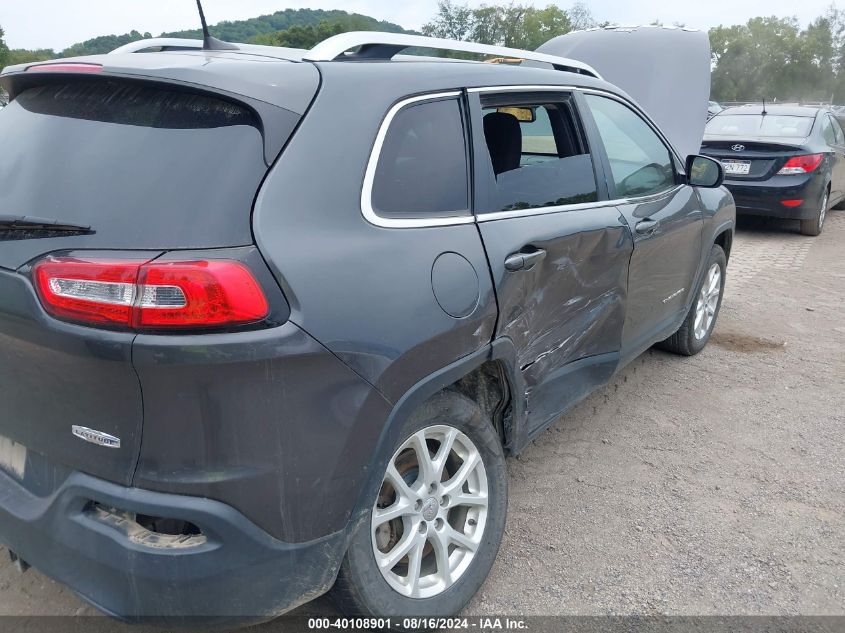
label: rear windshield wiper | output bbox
[0,215,93,240]
[0,215,92,232]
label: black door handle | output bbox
[635,219,658,235]
[505,248,547,272]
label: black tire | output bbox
[800,187,829,236]
[657,244,727,356]
[332,391,507,629]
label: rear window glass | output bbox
[371,98,469,218]
[17,81,259,129]
[0,79,268,248]
[705,114,814,138]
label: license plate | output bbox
[722,160,750,175]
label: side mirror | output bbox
[687,155,724,188]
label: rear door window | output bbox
[477,93,598,213]
[371,97,469,219]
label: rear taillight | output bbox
[33,256,269,330]
[136,261,269,327]
[777,154,823,175]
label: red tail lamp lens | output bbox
[33,258,142,326]
[778,154,823,175]
[137,261,269,327]
[33,257,268,330]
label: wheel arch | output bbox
[346,338,525,530]
[713,225,734,261]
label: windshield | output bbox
[705,114,814,138]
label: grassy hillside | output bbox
[161,8,407,42]
[9,8,409,60]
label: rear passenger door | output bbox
[469,89,633,436]
[581,93,704,361]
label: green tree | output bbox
[0,24,9,69]
[422,1,475,41]
[165,9,408,42]
[709,15,839,103]
[569,2,598,31]
[61,30,151,57]
[423,2,580,50]
[250,15,394,49]
[6,49,56,65]
[0,25,8,106]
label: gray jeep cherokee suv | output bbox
[0,28,734,624]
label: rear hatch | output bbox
[0,56,317,485]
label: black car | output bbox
[0,26,733,626]
[701,104,845,235]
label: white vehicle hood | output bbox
[538,26,711,160]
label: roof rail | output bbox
[110,38,204,54]
[303,32,602,79]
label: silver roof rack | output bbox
[303,32,602,79]
[109,38,309,60]
[110,38,205,54]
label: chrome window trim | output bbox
[477,185,684,222]
[361,91,475,229]
[467,85,581,93]
[362,86,688,228]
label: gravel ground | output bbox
[0,211,842,625]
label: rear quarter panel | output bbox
[252,64,498,404]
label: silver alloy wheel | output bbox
[819,190,829,228]
[371,425,489,599]
[694,263,722,341]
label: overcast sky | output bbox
[1,0,840,51]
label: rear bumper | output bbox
[723,174,825,219]
[0,463,345,622]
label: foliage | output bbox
[0,24,9,69]
[569,2,599,31]
[423,1,593,50]
[1,9,408,62]
[162,8,407,42]
[250,14,406,49]
[6,49,56,65]
[0,25,7,105]
[710,9,845,102]
[61,30,152,57]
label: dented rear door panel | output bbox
[477,208,633,432]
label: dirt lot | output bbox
[0,211,842,625]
